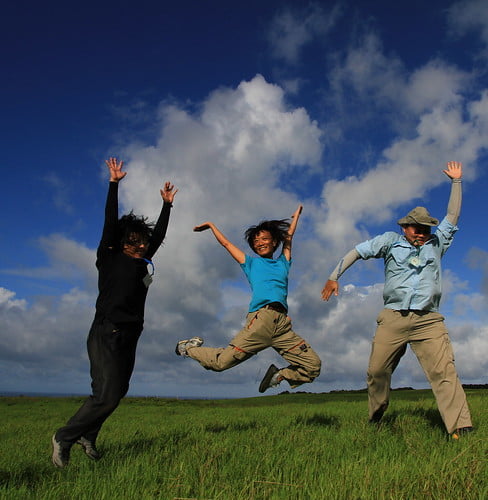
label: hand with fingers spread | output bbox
[105,157,127,182]
[443,161,462,180]
[160,182,178,204]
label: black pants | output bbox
[56,318,142,444]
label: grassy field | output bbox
[0,389,486,499]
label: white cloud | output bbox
[316,31,487,250]
[3,24,488,398]
[404,60,469,114]
[0,288,27,310]
[466,247,488,297]
[268,3,342,64]
[449,324,488,379]
[448,0,488,46]
[3,234,95,285]
[0,286,93,366]
[328,32,471,132]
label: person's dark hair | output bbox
[244,219,290,252]
[118,212,154,247]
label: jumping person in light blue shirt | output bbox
[322,162,472,439]
[175,205,321,393]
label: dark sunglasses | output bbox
[126,238,148,247]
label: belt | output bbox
[264,302,287,314]
[398,309,429,316]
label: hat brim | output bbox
[397,217,439,226]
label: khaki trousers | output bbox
[187,307,321,388]
[367,309,472,433]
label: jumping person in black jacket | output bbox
[52,157,177,468]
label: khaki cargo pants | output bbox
[367,309,472,433]
[187,306,321,388]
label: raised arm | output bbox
[146,181,178,259]
[443,161,462,226]
[321,248,361,301]
[99,158,127,251]
[194,222,246,264]
[282,204,303,261]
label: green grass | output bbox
[0,390,486,499]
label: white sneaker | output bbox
[52,434,72,468]
[77,437,101,460]
[175,336,204,356]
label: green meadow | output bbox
[1,389,486,500]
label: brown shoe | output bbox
[451,426,474,440]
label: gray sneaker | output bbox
[52,434,72,468]
[175,336,204,356]
[77,437,101,461]
[259,364,282,393]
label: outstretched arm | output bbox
[321,249,361,301]
[99,158,126,251]
[282,204,303,261]
[443,161,462,226]
[146,181,178,259]
[194,222,246,264]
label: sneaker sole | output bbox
[259,364,279,393]
[52,434,70,468]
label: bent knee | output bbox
[367,366,389,381]
[306,350,322,375]
[308,362,321,381]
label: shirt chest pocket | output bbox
[389,246,435,270]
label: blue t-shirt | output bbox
[240,254,291,312]
[355,217,457,312]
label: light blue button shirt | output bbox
[355,217,457,312]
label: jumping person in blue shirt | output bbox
[322,162,472,439]
[176,205,321,393]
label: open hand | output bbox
[321,280,339,301]
[105,157,127,182]
[443,161,462,180]
[160,182,178,203]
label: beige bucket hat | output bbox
[397,206,439,226]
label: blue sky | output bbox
[1,0,487,398]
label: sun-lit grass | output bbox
[1,389,486,499]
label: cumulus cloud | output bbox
[1,74,328,396]
[448,0,488,48]
[3,234,95,285]
[328,31,471,131]
[3,7,488,398]
[0,284,94,392]
[466,247,488,298]
[268,3,342,64]
[0,288,27,310]
[316,29,486,250]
